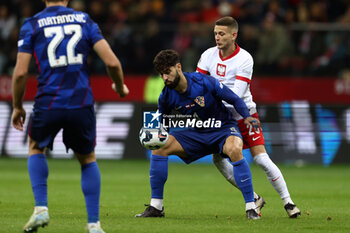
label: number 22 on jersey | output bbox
[44,24,83,68]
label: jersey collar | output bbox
[219,43,240,61]
[45,5,67,12]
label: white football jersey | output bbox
[197,44,256,120]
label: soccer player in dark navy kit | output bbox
[11,1,128,232]
[136,49,261,219]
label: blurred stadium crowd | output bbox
[0,0,350,78]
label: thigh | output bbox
[238,112,265,149]
[63,106,96,155]
[212,122,242,157]
[29,108,62,150]
[165,129,211,164]
[153,135,187,157]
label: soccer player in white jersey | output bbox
[196,16,301,218]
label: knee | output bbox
[29,137,45,155]
[226,145,242,162]
[76,151,96,165]
[152,148,168,156]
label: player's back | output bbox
[18,6,103,109]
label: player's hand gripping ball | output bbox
[139,127,169,150]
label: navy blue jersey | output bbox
[18,6,103,109]
[158,72,250,126]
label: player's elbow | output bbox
[13,68,28,81]
[105,58,121,70]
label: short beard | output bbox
[165,71,180,89]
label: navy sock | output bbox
[232,158,254,203]
[28,154,49,206]
[150,155,168,199]
[81,162,101,223]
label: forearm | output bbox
[106,61,124,90]
[12,74,28,109]
[93,39,125,90]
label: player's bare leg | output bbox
[136,135,187,217]
[212,153,266,214]
[23,138,50,233]
[76,151,105,233]
[222,136,260,219]
[250,145,301,218]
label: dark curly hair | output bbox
[153,49,180,74]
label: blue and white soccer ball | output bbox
[139,127,169,150]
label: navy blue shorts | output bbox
[28,106,96,154]
[170,122,242,164]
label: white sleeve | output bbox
[233,56,253,98]
[236,56,254,80]
[232,79,248,98]
[196,50,210,73]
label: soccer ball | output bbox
[139,127,169,150]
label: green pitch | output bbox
[0,158,349,233]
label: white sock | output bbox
[282,197,294,206]
[254,192,259,200]
[245,202,256,211]
[34,206,48,214]
[87,221,100,229]
[213,154,259,199]
[253,153,291,200]
[150,198,163,210]
[212,153,238,188]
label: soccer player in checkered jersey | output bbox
[196,16,300,218]
[11,0,128,232]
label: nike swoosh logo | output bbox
[272,176,280,182]
[241,178,250,182]
[252,136,261,141]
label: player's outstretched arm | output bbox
[11,52,31,131]
[93,39,129,97]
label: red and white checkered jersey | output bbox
[196,44,256,120]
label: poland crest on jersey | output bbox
[216,63,226,76]
[194,96,205,107]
